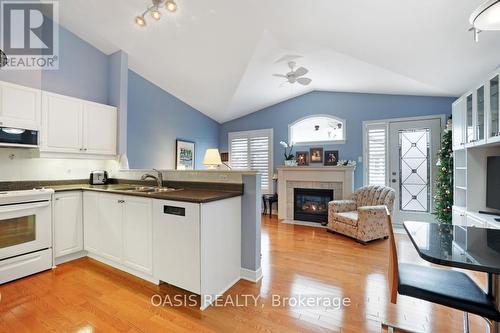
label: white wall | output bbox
[0,148,119,181]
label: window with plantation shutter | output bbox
[229,129,273,193]
[364,124,387,186]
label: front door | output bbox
[388,118,442,225]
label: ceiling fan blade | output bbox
[272,74,287,78]
[294,67,308,77]
[297,77,312,85]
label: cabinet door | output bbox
[475,85,486,144]
[98,194,123,262]
[452,97,465,149]
[41,92,83,153]
[153,200,201,294]
[488,74,500,142]
[466,93,474,145]
[83,102,117,155]
[54,191,83,257]
[123,197,153,274]
[0,81,41,130]
[83,192,102,254]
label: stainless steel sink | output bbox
[115,186,180,193]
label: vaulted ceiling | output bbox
[59,0,500,123]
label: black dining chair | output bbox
[383,213,500,333]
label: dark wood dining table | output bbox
[404,221,500,333]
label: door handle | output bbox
[391,179,397,183]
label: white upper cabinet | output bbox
[465,92,474,146]
[475,85,486,145]
[455,69,500,149]
[41,91,117,156]
[41,92,83,153]
[452,97,465,150]
[487,73,500,144]
[83,102,117,155]
[0,81,41,130]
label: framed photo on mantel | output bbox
[175,139,195,170]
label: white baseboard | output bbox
[55,251,87,265]
[240,267,263,283]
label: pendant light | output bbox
[470,0,500,41]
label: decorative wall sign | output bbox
[175,139,195,170]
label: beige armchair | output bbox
[327,185,395,244]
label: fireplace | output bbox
[294,188,334,223]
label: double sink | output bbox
[114,186,181,194]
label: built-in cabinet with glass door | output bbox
[451,69,500,230]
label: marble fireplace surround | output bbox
[277,166,356,221]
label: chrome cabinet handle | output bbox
[117,199,125,203]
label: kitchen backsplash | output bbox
[0,148,120,181]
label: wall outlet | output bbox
[358,156,363,163]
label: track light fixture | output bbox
[135,0,177,27]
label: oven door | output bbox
[0,200,51,260]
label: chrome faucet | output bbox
[141,169,163,188]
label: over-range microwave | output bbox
[0,126,38,148]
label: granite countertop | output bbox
[0,180,243,204]
[404,221,500,274]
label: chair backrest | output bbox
[386,213,399,304]
[353,185,395,214]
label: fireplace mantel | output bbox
[277,166,356,220]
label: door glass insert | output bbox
[477,86,485,141]
[399,129,430,212]
[491,76,499,137]
[466,94,473,143]
[0,215,36,249]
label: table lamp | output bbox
[203,148,222,169]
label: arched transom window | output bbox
[289,115,346,145]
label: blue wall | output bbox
[127,70,220,170]
[220,91,455,188]
[0,24,109,104]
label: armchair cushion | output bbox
[334,211,358,227]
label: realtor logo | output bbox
[0,0,59,70]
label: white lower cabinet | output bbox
[83,192,153,277]
[54,191,83,257]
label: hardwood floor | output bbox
[0,215,489,332]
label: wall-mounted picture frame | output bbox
[324,150,339,166]
[296,151,309,166]
[309,147,323,163]
[175,139,195,170]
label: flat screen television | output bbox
[486,156,500,210]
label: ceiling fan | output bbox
[273,61,312,86]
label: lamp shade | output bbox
[203,149,222,168]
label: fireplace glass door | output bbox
[294,188,333,223]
